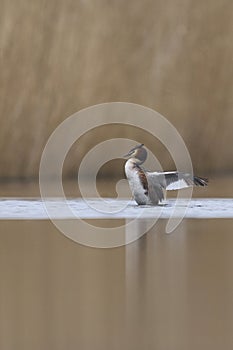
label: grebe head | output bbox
[123,144,147,165]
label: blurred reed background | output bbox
[1,3,233,349]
[0,0,232,181]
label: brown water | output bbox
[0,179,233,349]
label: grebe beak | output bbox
[123,151,132,158]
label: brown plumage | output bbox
[134,164,148,195]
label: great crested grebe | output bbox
[124,144,208,205]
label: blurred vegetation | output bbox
[0,0,232,179]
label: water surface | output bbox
[0,178,233,349]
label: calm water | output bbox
[0,178,233,349]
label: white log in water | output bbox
[0,198,232,219]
